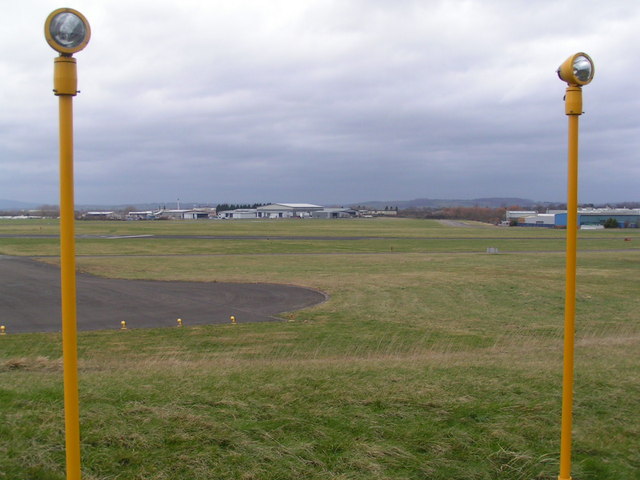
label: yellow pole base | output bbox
[120,321,127,330]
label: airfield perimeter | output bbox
[1,218,639,478]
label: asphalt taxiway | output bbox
[0,255,326,334]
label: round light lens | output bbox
[557,52,594,86]
[50,12,87,49]
[573,55,593,83]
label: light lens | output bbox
[50,12,87,49]
[573,55,593,83]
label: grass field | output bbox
[1,218,639,479]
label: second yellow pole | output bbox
[58,73,82,480]
[558,89,581,480]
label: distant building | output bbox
[216,203,360,219]
[256,203,324,218]
[127,210,157,220]
[505,211,537,224]
[159,209,191,220]
[82,211,118,220]
[217,209,258,219]
[127,208,215,220]
[508,208,640,228]
[311,208,357,219]
[355,208,398,217]
[183,209,215,219]
[520,213,556,227]
[555,208,640,228]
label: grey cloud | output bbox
[1,1,639,205]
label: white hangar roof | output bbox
[257,203,323,210]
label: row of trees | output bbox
[214,203,270,212]
[399,206,507,224]
[0,205,60,217]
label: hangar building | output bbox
[256,203,324,218]
[511,208,640,228]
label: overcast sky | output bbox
[1,0,639,207]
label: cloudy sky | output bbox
[1,0,639,207]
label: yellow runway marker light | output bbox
[556,51,595,480]
[45,8,91,480]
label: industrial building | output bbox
[506,211,537,222]
[510,208,640,228]
[555,209,640,228]
[218,204,357,220]
[217,209,258,219]
[520,213,556,227]
[256,203,324,218]
[127,208,215,220]
[311,207,356,219]
[82,211,117,220]
[220,203,325,219]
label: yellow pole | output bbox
[55,56,82,480]
[558,86,582,480]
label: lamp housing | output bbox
[45,8,91,55]
[557,52,594,86]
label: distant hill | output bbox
[352,197,538,209]
[0,199,39,210]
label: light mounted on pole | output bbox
[45,8,91,97]
[556,51,594,480]
[45,7,90,480]
[557,53,594,116]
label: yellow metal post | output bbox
[558,86,582,480]
[57,63,82,480]
[46,9,90,480]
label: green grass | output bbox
[1,218,638,258]
[1,218,639,479]
[3,216,639,238]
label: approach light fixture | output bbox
[45,8,91,55]
[557,52,594,86]
[44,8,92,480]
[556,51,595,480]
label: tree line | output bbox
[215,203,269,212]
[399,206,507,224]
